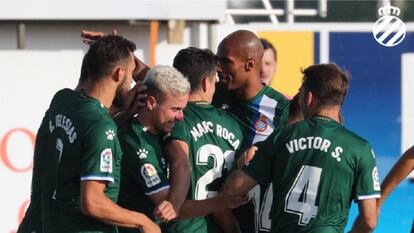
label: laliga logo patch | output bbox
[255,115,269,132]
[100,148,113,173]
[141,163,161,188]
[373,5,406,47]
[372,167,380,191]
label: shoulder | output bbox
[263,86,289,106]
[85,117,117,139]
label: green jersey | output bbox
[213,85,289,233]
[41,89,122,233]
[18,110,50,233]
[117,118,169,233]
[243,116,381,233]
[164,102,244,233]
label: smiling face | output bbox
[151,91,188,134]
[216,39,248,91]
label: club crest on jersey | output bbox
[137,148,148,159]
[141,163,160,188]
[106,129,116,140]
[372,167,380,191]
[100,148,113,173]
[255,115,269,132]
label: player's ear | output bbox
[112,66,125,84]
[306,91,313,107]
[245,58,255,71]
[201,77,209,93]
[146,95,157,110]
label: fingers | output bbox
[80,30,110,44]
[154,201,178,222]
[244,146,258,165]
[230,195,249,208]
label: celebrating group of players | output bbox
[17,29,390,233]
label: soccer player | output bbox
[117,65,191,232]
[238,94,303,168]
[213,30,289,233]
[18,35,160,233]
[224,63,380,233]
[259,38,277,86]
[160,47,245,232]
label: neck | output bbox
[136,108,160,135]
[313,106,341,123]
[234,76,264,100]
[188,91,210,103]
[80,77,115,108]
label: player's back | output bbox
[42,88,121,233]
[267,116,380,232]
[166,102,244,233]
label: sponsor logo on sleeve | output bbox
[106,129,116,140]
[141,163,161,188]
[100,148,113,173]
[372,167,380,191]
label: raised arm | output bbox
[378,146,414,208]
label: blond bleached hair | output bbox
[143,65,191,100]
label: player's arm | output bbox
[165,140,191,212]
[211,208,241,233]
[349,198,377,233]
[172,192,247,220]
[223,170,258,196]
[378,146,414,208]
[81,180,160,232]
[153,139,191,222]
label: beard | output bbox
[112,77,128,109]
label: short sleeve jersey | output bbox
[164,102,244,233]
[117,118,169,232]
[243,117,381,233]
[18,110,50,233]
[213,85,289,233]
[41,89,122,233]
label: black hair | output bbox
[80,35,136,81]
[173,47,217,91]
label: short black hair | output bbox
[81,35,136,81]
[260,38,277,60]
[173,47,217,91]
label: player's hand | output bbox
[133,56,150,82]
[219,193,248,209]
[140,220,161,233]
[237,145,258,168]
[80,29,117,44]
[154,200,178,222]
[124,80,147,115]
